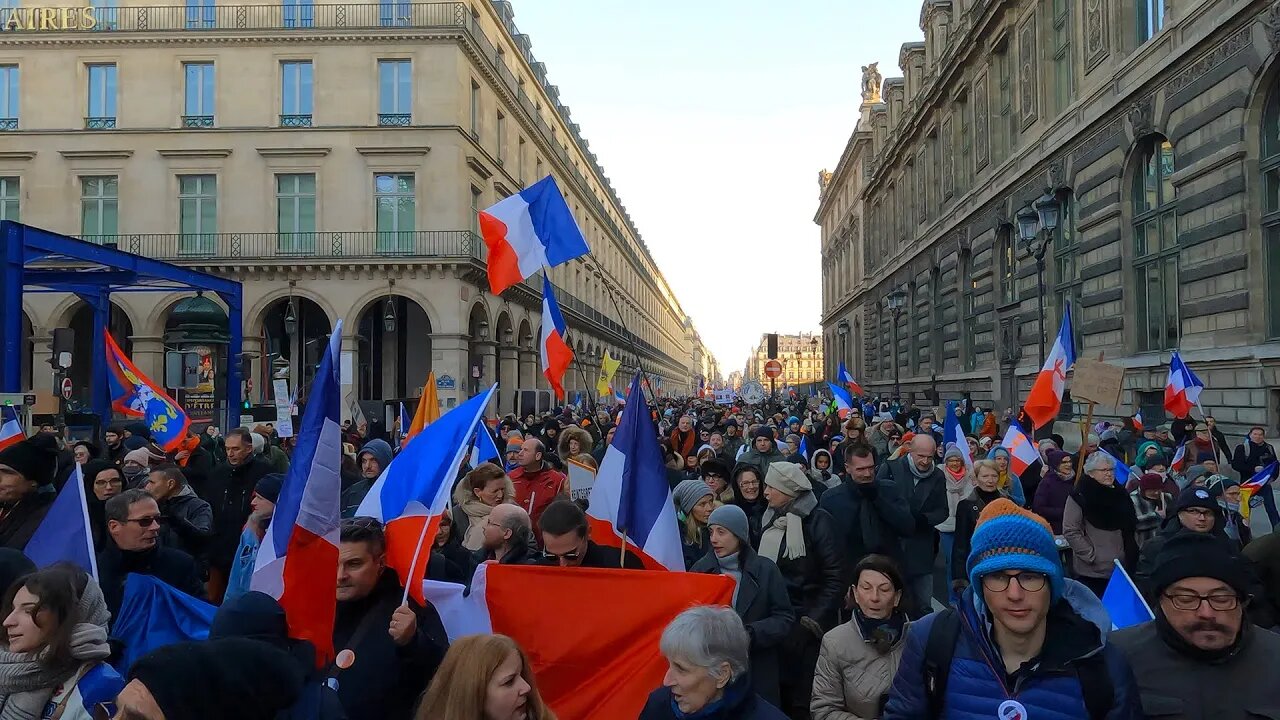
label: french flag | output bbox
[1241,461,1278,492]
[1164,351,1204,419]
[1170,444,1189,474]
[0,405,21,452]
[1024,302,1076,429]
[826,382,853,419]
[1104,450,1135,488]
[357,385,495,604]
[478,175,591,295]
[1000,420,1039,477]
[945,401,973,468]
[1132,410,1144,432]
[587,372,682,571]
[541,276,574,400]
[251,322,344,665]
[25,464,98,579]
[469,420,502,468]
[837,362,864,396]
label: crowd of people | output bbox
[0,393,1278,718]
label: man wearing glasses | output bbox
[1134,486,1233,596]
[96,488,207,617]
[1113,532,1280,717]
[884,499,1141,720]
[537,499,644,569]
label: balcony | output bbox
[279,114,313,127]
[84,116,116,129]
[8,2,470,33]
[182,115,215,128]
[377,113,411,127]
[81,230,482,261]
[0,118,15,130]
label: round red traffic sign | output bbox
[764,360,783,379]
[60,378,73,400]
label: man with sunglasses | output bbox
[97,488,207,617]
[537,499,644,569]
[884,499,1141,720]
[1113,532,1280,718]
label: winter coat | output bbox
[936,467,974,533]
[811,616,909,720]
[556,425,593,461]
[808,449,839,490]
[874,457,948,579]
[739,444,787,480]
[157,485,214,563]
[949,488,1006,585]
[818,474,915,586]
[1112,618,1280,719]
[691,546,796,707]
[1130,491,1170,547]
[1062,496,1129,580]
[0,489,54,552]
[882,587,1142,720]
[1231,439,1278,480]
[206,454,273,572]
[449,474,516,552]
[178,442,215,499]
[262,443,290,474]
[44,662,124,720]
[1134,518,1239,598]
[669,428,698,459]
[509,462,568,544]
[97,542,208,618]
[760,500,844,631]
[1243,530,1280,627]
[638,678,788,720]
[1031,470,1075,534]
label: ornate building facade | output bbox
[819,0,1280,434]
[3,0,699,422]
[743,332,823,387]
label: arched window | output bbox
[1132,136,1179,352]
[960,250,977,371]
[1263,83,1280,338]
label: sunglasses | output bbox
[542,549,581,562]
[122,515,163,528]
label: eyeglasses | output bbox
[1179,507,1214,519]
[122,515,163,528]
[980,572,1048,593]
[1162,591,1240,612]
[93,478,123,488]
[542,548,581,562]
[704,473,724,480]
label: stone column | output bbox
[29,334,52,393]
[240,335,263,405]
[430,333,469,411]
[475,340,498,414]
[130,335,166,388]
[498,345,519,416]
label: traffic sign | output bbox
[60,378,73,400]
[764,360,783,379]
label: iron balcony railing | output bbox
[80,230,482,261]
[0,119,15,130]
[42,1,470,33]
[182,115,214,128]
[279,114,313,127]
[378,113,411,127]
[84,116,116,129]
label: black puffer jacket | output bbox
[206,455,273,572]
[758,500,844,631]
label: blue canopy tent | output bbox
[0,221,243,428]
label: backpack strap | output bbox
[1074,654,1115,720]
[923,608,961,719]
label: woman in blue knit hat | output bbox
[883,499,1142,720]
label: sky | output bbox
[510,1,924,376]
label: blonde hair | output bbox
[416,634,556,720]
[972,459,1003,488]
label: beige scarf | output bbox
[758,492,817,562]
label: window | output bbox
[377,59,411,126]
[1053,195,1082,351]
[80,176,118,241]
[1132,137,1178,352]
[517,136,526,184]
[185,0,214,28]
[496,111,506,164]
[1049,0,1073,115]
[958,97,971,195]
[378,0,409,26]
[276,174,315,253]
[0,177,17,221]
[961,251,977,371]
[86,63,116,129]
[470,185,482,236]
[1264,83,1280,337]
[280,61,312,126]
[535,156,543,181]
[998,227,1018,305]
[1139,0,1165,43]
[469,80,480,137]
[178,175,216,255]
[917,149,928,224]
[0,65,16,130]
[282,0,313,28]
[91,0,118,30]
[182,62,214,128]
[374,173,414,253]
[995,47,1015,163]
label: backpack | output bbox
[922,608,1114,720]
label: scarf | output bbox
[1155,608,1245,664]
[1070,477,1140,569]
[759,492,816,563]
[670,673,752,720]
[0,580,111,720]
[853,607,907,654]
[716,553,742,606]
[458,500,491,552]
[907,458,934,482]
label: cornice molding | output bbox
[58,149,132,160]
[355,145,430,156]
[157,148,232,158]
[256,147,332,158]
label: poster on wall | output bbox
[179,345,217,427]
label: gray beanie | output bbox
[708,504,750,548]
[673,479,713,515]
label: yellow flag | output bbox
[596,351,621,396]
[1240,486,1254,522]
[403,370,441,448]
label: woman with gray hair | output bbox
[1062,450,1139,598]
[638,606,787,720]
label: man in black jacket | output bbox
[97,489,207,617]
[537,499,646,569]
[1231,426,1279,527]
[145,464,214,566]
[874,434,947,617]
[333,518,448,720]
[819,443,915,586]
[0,434,58,551]
[206,428,272,601]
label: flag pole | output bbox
[619,530,628,568]
[400,516,433,606]
[1193,400,1223,466]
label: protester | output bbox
[224,473,282,604]
[103,426,126,466]
[820,444,913,587]
[949,459,1006,592]
[811,555,909,720]
[97,489,207,617]
[1206,474,1251,546]
[81,460,123,550]
[806,449,837,491]
[341,438,393,518]
[119,637,305,720]
[731,464,768,545]
[333,517,449,720]
[986,446,1025,506]
[1062,452,1138,598]
[1130,472,1171,547]
[0,434,58,550]
[417,633,556,720]
[936,445,973,583]
[537,499,644,569]
[509,439,569,545]
[690,504,794,707]
[702,458,735,505]
[1134,486,1232,596]
[144,464,214,562]
[640,605,788,720]
[669,415,698,460]
[557,424,592,464]
[1113,533,1280,719]
[740,428,787,479]
[120,446,165,489]
[474,503,536,566]
[874,434,946,616]
[206,427,273,601]
[1031,448,1076,534]
[450,463,516,552]
[882,499,1141,720]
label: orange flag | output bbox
[402,371,440,448]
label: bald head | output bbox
[514,438,544,470]
[491,503,530,531]
[910,434,937,473]
[484,503,532,555]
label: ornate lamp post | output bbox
[885,288,907,400]
[1016,190,1062,367]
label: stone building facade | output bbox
[1,0,702,422]
[819,0,1280,435]
[744,332,823,387]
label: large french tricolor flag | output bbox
[1000,420,1039,477]
[837,362,864,396]
[251,322,344,665]
[540,276,574,400]
[826,381,853,419]
[1164,351,1204,419]
[0,405,21,452]
[356,385,494,604]
[587,372,681,571]
[1024,303,1076,429]
[478,175,591,295]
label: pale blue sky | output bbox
[510,1,923,375]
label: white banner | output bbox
[714,389,734,405]
[272,378,294,438]
[567,458,597,502]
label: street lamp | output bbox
[283,297,298,337]
[885,288,907,400]
[1016,189,1063,367]
[382,298,397,334]
[479,320,490,341]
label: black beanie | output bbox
[0,434,59,488]
[1173,486,1217,514]
[129,638,304,720]
[1151,532,1252,597]
[255,473,286,504]
[754,427,774,441]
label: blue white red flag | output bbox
[837,362,864,396]
[1101,559,1154,629]
[1170,443,1189,474]
[798,436,809,461]
[478,175,590,295]
[1103,450,1135,488]
[24,463,98,579]
[826,382,853,419]
[1000,421,1039,477]
[1164,351,1205,419]
[540,276,574,400]
[588,372,681,571]
[1024,303,1076,429]
[1132,410,1144,432]
[469,420,502,468]
[356,385,495,603]
[945,401,973,468]
[0,405,21,452]
[1242,461,1279,491]
[105,331,190,452]
[251,322,344,665]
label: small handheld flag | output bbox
[1132,410,1144,432]
[945,401,973,468]
[1164,351,1205,419]
[0,405,21,452]
[469,421,502,468]
[24,464,98,579]
[826,382,853,419]
[540,276,574,400]
[1101,559,1154,630]
[1024,303,1076,429]
[836,362,864,396]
